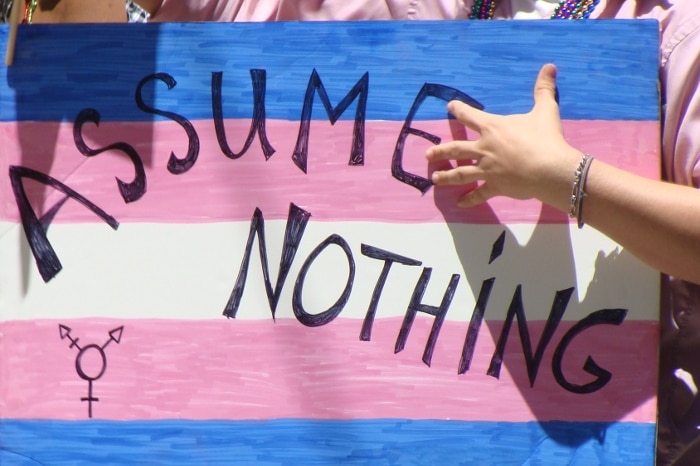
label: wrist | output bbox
[568,154,594,228]
[535,145,582,213]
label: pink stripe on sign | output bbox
[1,119,659,224]
[0,318,657,422]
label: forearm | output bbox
[577,159,700,284]
[494,143,700,284]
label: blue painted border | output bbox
[0,419,655,465]
[0,20,658,122]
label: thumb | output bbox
[533,63,559,109]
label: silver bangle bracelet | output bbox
[568,153,594,228]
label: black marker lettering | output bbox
[223,203,311,320]
[459,231,505,374]
[359,244,422,341]
[212,70,275,160]
[135,73,200,174]
[292,69,369,173]
[292,234,355,327]
[392,83,483,193]
[9,166,119,283]
[487,286,574,387]
[73,108,146,203]
[395,267,460,367]
[458,277,495,374]
[489,230,506,264]
[552,308,627,394]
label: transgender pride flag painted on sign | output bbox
[0,20,659,465]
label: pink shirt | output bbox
[153,0,470,22]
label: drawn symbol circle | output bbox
[75,344,107,381]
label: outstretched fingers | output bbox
[426,139,483,186]
[431,163,481,186]
[426,64,566,210]
[425,139,480,163]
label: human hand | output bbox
[426,64,581,211]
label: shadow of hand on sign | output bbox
[5,23,158,292]
[430,144,657,460]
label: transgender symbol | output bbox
[58,324,124,418]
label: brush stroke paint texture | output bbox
[0,21,659,465]
[0,119,658,224]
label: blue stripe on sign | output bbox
[0,419,654,465]
[0,20,658,123]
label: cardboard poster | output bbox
[0,20,659,464]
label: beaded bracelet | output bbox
[568,153,594,228]
[22,0,36,24]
